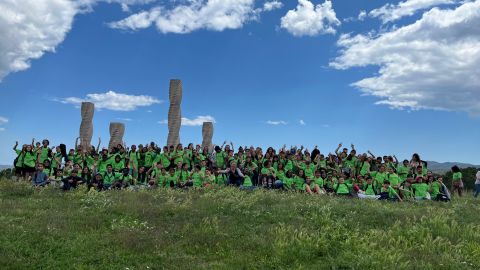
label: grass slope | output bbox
[0,179,479,270]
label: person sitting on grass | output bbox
[113,168,132,190]
[378,181,403,202]
[430,177,450,202]
[357,176,380,200]
[102,165,118,190]
[32,163,49,187]
[62,170,85,191]
[89,173,104,191]
[412,177,430,200]
[333,177,351,196]
[218,162,244,187]
[305,176,322,195]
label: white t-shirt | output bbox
[475,171,480,185]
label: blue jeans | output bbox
[474,184,480,198]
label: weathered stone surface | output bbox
[109,122,125,150]
[202,122,214,153]
[79,102,94,149]
[167,79,182,147]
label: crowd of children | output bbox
[12,138,471,202]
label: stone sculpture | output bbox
[167,79,182,147]
[202,122,214,153]
[79,102,94,149]
[109,122,125,150]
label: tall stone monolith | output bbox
[109,122,125,150]
[167,79,182,147]
[202,122,214,153]
[79,102,94,149]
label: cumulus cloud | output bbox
[159,115,216,126]
[264,1,283,11]
[369,0,455,23]
[267,120,288,125]
[331,0,480,116]
[59,91,162,111]
[0,0,77,82]
[108,0,270,34]
[0,0,155,82]
[280,0,340,37]
[299,119,306,125]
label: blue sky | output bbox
[0,0,479,165]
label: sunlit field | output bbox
[0,179,478,270]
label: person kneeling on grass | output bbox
[378,181,403,202]
[62,170,85,191]
[333,177,352,196]
[32,163,49,187]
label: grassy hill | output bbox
[0,179,479,269]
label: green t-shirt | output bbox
[283,177,294,189]
[215,151,227,169]
[412,183,429,198]
[360,162,370,176]
[293,176,305,190]
[23,152,37,168]
[452,172,463,182]
[397,165,410,181]
[144,151,156,167]
[191,172,203,187]
[372,171,387,187]
[387,173,401,187]
[381,186,399,199]
[112,159,125,172]
[216,174,226,185]
[362,183,377,195]
[39,147,50,163]
[103,172,120,185]
[334,183,351,194]
[313,176,324,187]
[261,167,276,176]
[14,149,25,167]
[430,181,441,197]
[243,176,253,187]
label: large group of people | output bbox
[11,138,479,201]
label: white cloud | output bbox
[0,0,155,82]
[109,0,268,34]
[59,91,162,111]
[0,0,77,82]
[267,120,287,125]
[299,119,306,125]
[331,0,480,116]
[369,0,455,23]
[358,10,367,21]
[159,115,216,126]
[264,1,283,11]
[280,0,340,37]
[0,128,5,132]
[0,116,8,125]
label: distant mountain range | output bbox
[1,162,479,174]
[426,161,480,174]
[0,165,13,171]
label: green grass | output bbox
[0,179,479,270]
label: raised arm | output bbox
[367,150,376,159]
[13,141,18,151]
[351,144,356,152]
[75,137,79,151]
[96,137,101,152]
[335,143,342,156]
